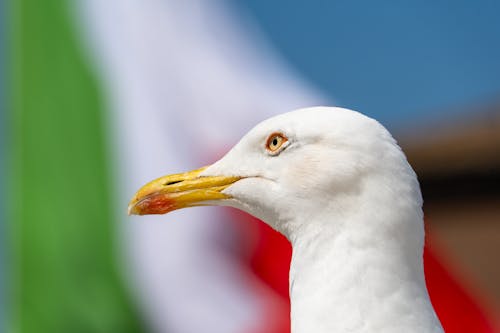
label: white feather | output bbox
[202,106,444,333]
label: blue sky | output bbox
[234,0,500,128]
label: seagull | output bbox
[128,107,444,333]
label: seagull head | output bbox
[128,106,421,239]
[128,106,441,332]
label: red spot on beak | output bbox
[133,195,177,215]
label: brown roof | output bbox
[399,106,500,177]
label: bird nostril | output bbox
[164,180,182,186]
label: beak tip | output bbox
[127,201,139,216]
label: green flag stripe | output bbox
[1,0,7,330]
[11,0,143,331]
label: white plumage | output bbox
[130,106,444,332]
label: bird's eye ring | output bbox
[265,132,288,155]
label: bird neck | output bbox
[287,206,442,333]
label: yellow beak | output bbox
[128,166,241,215]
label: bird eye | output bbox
[265,132,288,155]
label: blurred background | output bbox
[2,0,500,332]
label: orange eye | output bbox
[266,132,288,154]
